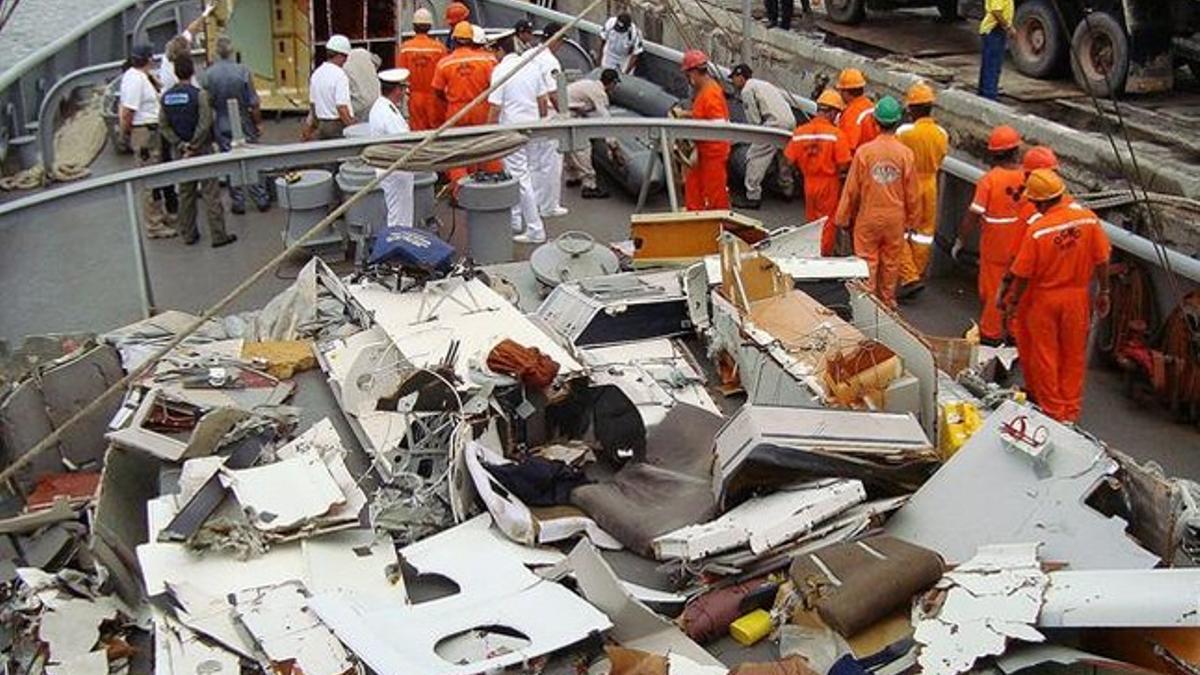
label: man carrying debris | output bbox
[203,35,270,214]
[1001,169,1110,422]
[785,88,851,257]
[957,124,1024,345]
[836,68,879,154]
[119,43,177,239]
[894,81,949,301]
[730,63,796,210]
[488,32,548,244]
[676,50,731,212]
[598,12,644,74]
[834,96,919,307]
[564,69,623,199]
[159,55,237,248]
[433,22,498,189]
[396,9,448,131]
[368,69,416,230]
[303,34,355,140]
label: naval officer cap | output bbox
[378,68,411,84]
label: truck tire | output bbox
[826,0,867,24]
[1070,11,1129,98]
[1012,0,1067,77]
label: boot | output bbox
[897,280,926,303]
[732,194,761,210]
[581,185,610,199]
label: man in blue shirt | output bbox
[202,36,270,214]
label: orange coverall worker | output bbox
[834,133,920,307]
[785,116,851,256]
[396,34,448,131]
[432,47,498,184]
[841,96,880,153]
[1010,201,1111,422]
[969,166,1026,340]
[896,117,949,282]
[685,80,731,211]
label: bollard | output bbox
[276,169,344,257]
[413,171,437,229]
[335,159,388,263]
[457,173,520,264]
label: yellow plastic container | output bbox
[938,400,982,460]
[729,609,773,646]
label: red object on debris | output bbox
[679,576,774,644]
[25,472,101,510]
[486,339,561,388]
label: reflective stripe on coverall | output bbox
[784,117,851,256]
[1010,201,1110,422]
[685,81,731,211]
[971,166,1026,340]
[834,133,920,307]
[397,34,448,130]
[896,117,949,283]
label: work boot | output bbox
[565,178,582,188]
[182,232,200,245]
[146,225,178,239]
[732,195,761,210]
[212,234,238,248]
[897,280,926,303]
[581,186,610,199]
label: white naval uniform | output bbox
[367,96,415,230]
[487,52,545,238]
[530,49,564,215]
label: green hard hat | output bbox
[874,96,903,125]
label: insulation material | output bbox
[241,340,317,379]
[652,479,866,560]
[220,454,345,532]
[887,401,1160,569]
[233,581,354,675]
[914,543,1048,675]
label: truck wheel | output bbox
[1070,11,1129,97]
[1012,0,1067,77]
[826,0,866,24]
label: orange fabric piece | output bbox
[685,81,731,211]
[835,134,919,306]
[896,117,949,282]
[431,47,496,127]
[970,166,1026,338]
[397,34,448,130]
[786,117,851,256]
[841,96,880,153]
[1011,201,1111,421]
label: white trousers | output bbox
[379,170,415,229]
[503,146,545,237]
[529,137,563,214]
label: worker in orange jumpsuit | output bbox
[444,2,471,49]
[957,124,1024,345]
[676,50,731,211]
[396,8,447,131]
[836,68,879,153]
[1001,169,1111,422]
[784,88,851,256]
[432,23,498,188]
[834,96,920,307]
[894,81,948,302]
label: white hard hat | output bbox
[379,68,410,84]
[413,8,433,25]
[326,34,352,55]
[472,26,488,45]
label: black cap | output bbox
[616,12,632,26]
[732,63,752,79]
[131,43,154,60]
[514,19,533,33]
[600,68,621,85]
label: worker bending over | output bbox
[958,125,1024,345]
[1001,169,1110,423]
[488,33,549,244]
[836,68,879,153]
[564,69,623,199]
[396,9,447,131]
[344,46,383,121]
[433,23,498,188]
[159,56,236,248]
[834,96,919,307]
[303,35,354,140]
[895,81,949,301]
[785,89,850,256]
[368,69,416,230]
[677,50,731,211]
[531,22,568,219]
[730,64,796,209]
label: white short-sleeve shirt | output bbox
[535,50,562,99]
[119,67,160,125]
[487,53,543,125]
[309,61,352,120]
[368,96,410,136]
[599,17,644,71]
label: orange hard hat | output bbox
[836,68,866,90]
[1025,168,1066,202]
[906,81,935,106]
[988,124,1021,152]
[816,88,845,111]
[445,2,470,24]
[681,49,709,71]
[1023,145,1059,171]
[451,21,474,40]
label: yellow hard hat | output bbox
[1025,168,1066,202]
[816,88,846,111]
[452,21,474,40]
[836,68,866,90]
[906,81,936,106]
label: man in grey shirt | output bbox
[731,63,796,209]
[202,35,269,213]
